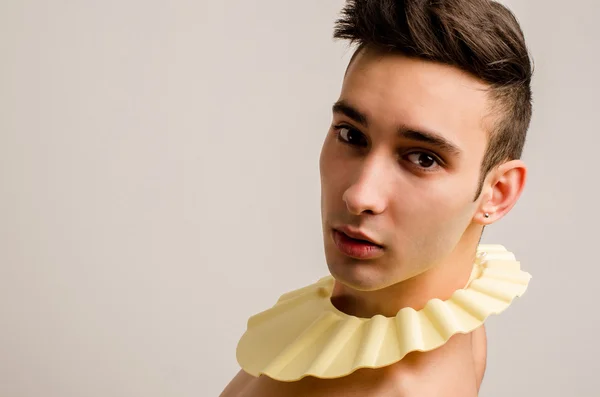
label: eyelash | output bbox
[333,124,444,172]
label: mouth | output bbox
[331,227,385,260]
[333,226,383,247]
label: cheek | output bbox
[392,180,475,232]
[319,139,349,199]
[389,188,474,265]
[319,134,336,179]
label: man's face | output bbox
[319,48,493,291]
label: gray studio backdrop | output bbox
[1,0,598,396]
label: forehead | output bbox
[341,49,493,151]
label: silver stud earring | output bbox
[484,213,490,218]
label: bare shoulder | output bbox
[471,324,488,391]
[219,369,255,397]
[389,329,484,396]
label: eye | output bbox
[405,152,441,170]
[335,126,368,147]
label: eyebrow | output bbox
[332,100,463,157]
[332,100,369,127]
[400,129,463,157]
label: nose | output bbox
[342,156,389,216]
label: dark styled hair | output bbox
[334,0,533,197]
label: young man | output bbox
[221,0,533,396]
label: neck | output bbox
[330,230,482,318]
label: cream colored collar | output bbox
[236,244,531,382]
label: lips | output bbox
[331,228,385,260]
[334,226,383,247]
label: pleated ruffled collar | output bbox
[236,244,531,382]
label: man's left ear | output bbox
[475,160,527,225]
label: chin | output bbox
[326,259,392,292]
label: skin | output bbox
[221,46,526,397]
